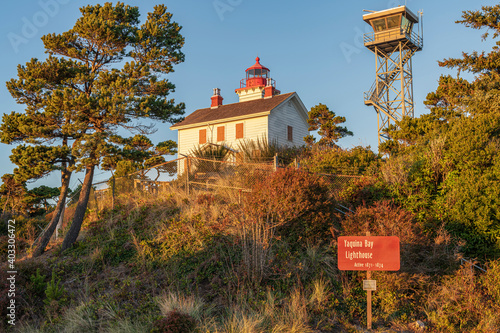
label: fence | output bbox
[87,154,364,210]
[184,156,274,195]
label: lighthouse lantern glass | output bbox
[247,68,269,79]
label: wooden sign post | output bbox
[338,234,400,330]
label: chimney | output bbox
[264,78,274,98]
[211,88,223,108]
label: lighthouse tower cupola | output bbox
[235,57,280,102]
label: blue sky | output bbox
[0,0,498,189]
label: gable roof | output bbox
[170,92,296,130]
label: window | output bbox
[401,16,413,33]
[386,15,400,29]
[236,123,244,139]
[372,18,386,32]
[199,129,207,144]
[217,126,225,142]
[287,126,293,142]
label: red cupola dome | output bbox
[235,57,280,102]
[244,57,270,88]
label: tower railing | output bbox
[363,28,423,50]
[239,77,276,89]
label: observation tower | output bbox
[363,6,423,145]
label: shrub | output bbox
[151,310,196,333]
[245,168,333,244]
[29,268,47,297]
[426,262,500,332]
[338,176,389,206]
[300,145,380,176]
[44,270,67,307]
[339,201,458,274]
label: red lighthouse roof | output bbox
[246,57,270,72]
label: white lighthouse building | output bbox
[170,57,309,159]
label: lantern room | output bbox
[363,6,422,53]
[235,57,280,102]
[245,57,270,88]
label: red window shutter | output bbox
[199,129,207,144]
[217,126,225,141]
[236,123,244,139]
[287,126,293,141]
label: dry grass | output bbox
[222,311,264,333]
[309,279,330,310]
[425,261,500,332]
[237,216,274,285]
[156,292,208,322]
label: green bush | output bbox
[30,268,47,297]
[301,146,380,176]
[44,270,67,306]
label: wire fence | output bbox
[185,156,275,194]
[85,155,364,210]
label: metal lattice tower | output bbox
[363,6,423,146]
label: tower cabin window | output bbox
[371,15,402,32]
[387,15,400,29]
[248,68,269,79]
[372,18,386,32]
[401,15,413,33]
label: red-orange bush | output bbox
[245,168,334,243]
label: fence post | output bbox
[111,172,115,209]
[273,153,278,172]
[186,157,190,196]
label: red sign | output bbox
[338,236,400,271]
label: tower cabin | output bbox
[363,6,422,53]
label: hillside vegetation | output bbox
[2,163,500,332]
[3,2,500,332]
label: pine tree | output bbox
[2,2,185,252]
[304,103,353,148]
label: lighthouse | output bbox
[235,57,281,102]
[170,57,309,173]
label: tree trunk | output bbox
[61,165,95,251]
[32,168,72,257]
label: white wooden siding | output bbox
[268,99,309,147]
[178,116,269,156]
[175,93,309,174]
